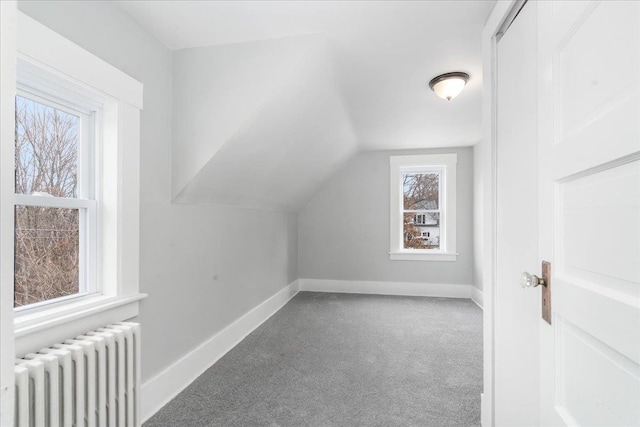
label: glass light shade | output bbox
[429,72,469,101]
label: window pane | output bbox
[403,212,440,250]
[14,205,80,307]
[15,96,79,198]
[403,172,439,210]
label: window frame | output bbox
[13,86,100,310]
[389,153,457,261]
[13,11,146,355]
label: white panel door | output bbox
[538,1,640,425]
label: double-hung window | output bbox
[14,87,98,309]
[12,12,145,353]
[389,154,457,261]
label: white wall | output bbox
[17,0,478,386]
[299,147,474,285]
[18,0,299,383]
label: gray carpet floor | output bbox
[145,292,483,426]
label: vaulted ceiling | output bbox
[118,0,495,211]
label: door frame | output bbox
[480,1,529,426]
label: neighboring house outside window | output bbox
[389,154,457,261]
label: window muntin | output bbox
[14,90,98,309]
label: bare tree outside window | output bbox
[402,172,441,250]
[14,95,80,307]
[403,173,439,210]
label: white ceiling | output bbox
[118,0,495,151]
[117,0,494,210]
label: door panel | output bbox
[555,278,640,366]
[556,1,638,140]
[538,1,640,425]
[551,0,639,179]
[559,161,640,297]
[557,318,639,426]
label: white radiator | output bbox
[14,322,141,427]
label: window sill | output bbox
[389,251,458,261]
[14,293,147,356]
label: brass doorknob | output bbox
[521,271,546,288]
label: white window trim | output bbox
[13,12,146,355]
[389,153,457,261]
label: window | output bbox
[390,154,457,261]
[13,12,145,351]
[14,90,98,309]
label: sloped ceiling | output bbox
[118,0,495,211]
[172,35,357,210]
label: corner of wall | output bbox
[471,286,484,309]
[141,279,300,422]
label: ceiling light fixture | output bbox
[428,72,470,101]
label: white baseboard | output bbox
[299,278,472,299]
[480,392,488,427]
[471,287,484,309]
[141,280,299,423]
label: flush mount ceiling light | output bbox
[428,72,470,101]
